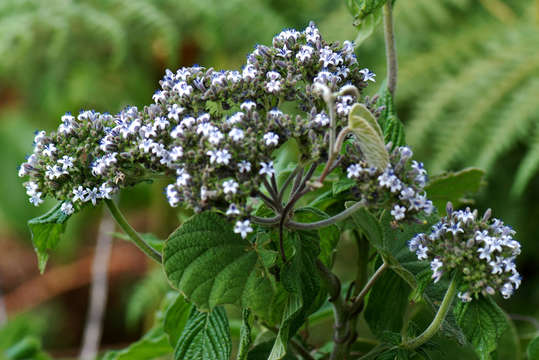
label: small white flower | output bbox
[500,282,513,299]
[152,90,166,103]
[168,104,184,121]
[347,164,363,178]
[215,149,232,165]
[61,202,74,215]
[391,205,406,221]
[171,125,183,138]
[359,68,376,82]
[29,192,43,206]
[174,81,193,97]
[313,112,330,126]
[170,146,183,161]
[229,128,244,142]
[223,180,239,195]
[240,101,256,112]
[242,65,258,81]
[25,181,39,196]
[153,116,169,130]
[139,139,154,153]
[265,80,281,93]
[457,291,472,303]
[207,150,217,164]
[238,160,251,173]
[227,112,245,125]
[234,219,253,239]
[42,144,57,157]
[181,116,196,128]
[176,168,191,187]
[99,183,115,199]
[226,203,241,216]
[166,184,180,207]
[72,186,87,203]
[263,132,279,146]
[58,156,74,170]
[416,244,429,260]
[208,130,224,145]
[259,161,274,176]
[430,258,443,283]
[85,187,100,205]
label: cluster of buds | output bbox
[409,203,521,301]
[344,145,434,222]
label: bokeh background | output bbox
[0,0,537,358]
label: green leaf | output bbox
[346,0,388,20]
[348,103,390,169]
[424,168,485,215]
[27,202,72,273]
[4,337,50,360]
[236,309,252,360]
[364,269,411,338]
[454,297,508,360]
[174,306,231,360]
[163,293,193,348]
[163,212,273,316]
[268,294,303,360]
[528,335,539,360]
[346,0,388,45]
[101,326,171,360]
[375,86,406,149]
[332,176,356,196]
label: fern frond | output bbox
[113,0,179,63]
[512,124,539,195]
[406,56,506,151]
[475,78,539,171]
[430,52,539,173]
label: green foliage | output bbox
[528,336,539,360]
[163,212,273,316]
[424,168,485,215]
[346,0,387,44]
[454,297,508,360]
[163,294,193,348]
[27,202,71,273]
[376,86,406,148]
[174,306,231,360]
[364,269,411,337]
[126,268,170,328]
[400,0,539,194]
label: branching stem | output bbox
[350,260,388,315]
[104,199,162,263]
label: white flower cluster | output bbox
[19,23,372,239]
[345,146,434,222]
[409,204,521,301]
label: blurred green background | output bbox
[0,0,538,358]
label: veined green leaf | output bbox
[27,202,72,273]
[163,212,275,317]
[174,306,231,360]
[453,296,508,360]
[348,103,389,169]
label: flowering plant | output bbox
[18,2,522,359]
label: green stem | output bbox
[401,277,458,350]
[104,199,162,263]
[349,260,388,315]
[287,200,367,230]
[383,1,398,96]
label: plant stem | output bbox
[288,200,367,230]
[401,277,458,350]
[104,199,162,263]
[349,261,388,315]
[383,1,398,96]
